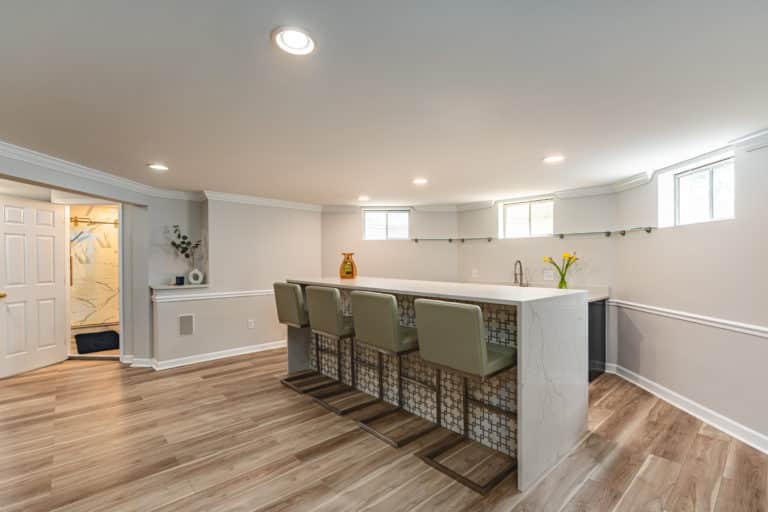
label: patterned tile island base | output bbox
[309,291,518,457]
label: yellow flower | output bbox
[543,256,551,263]
[562,252,571,260]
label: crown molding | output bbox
[0,140,203,202]
[729,128,768,147]
[456,200,494,212]
[203,190,322,212]
[322,205,360,213]
[413,204,458,212]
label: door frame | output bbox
[64,200,124,361]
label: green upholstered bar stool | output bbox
[414,298,517,494]
[305,286,378,415]
[350,291,440,446]
[274,282,338,394]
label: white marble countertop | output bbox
[287,276,586,305]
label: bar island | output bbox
[284,276,588,491]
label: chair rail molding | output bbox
[608,299,768,339]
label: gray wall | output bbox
[611,141,768,436]
[152,199,322,364]
[321,208,460,281]
[319,141,768,442]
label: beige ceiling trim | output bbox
[0,140,203,202]
[203,190,322,212]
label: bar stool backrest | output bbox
[350,291,401,352]
[306,286,346,337]
[273,282,308,327]
[414,298,487,376]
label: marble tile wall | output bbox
[70,205,120,327]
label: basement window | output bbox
[659,158,734,227]
[363,210,410,240]
[498,199,554,239]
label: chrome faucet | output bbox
[513,260,527,286]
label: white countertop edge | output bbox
[287,276,587,306]
[151,284,209,291]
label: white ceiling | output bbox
[0,1,766,206]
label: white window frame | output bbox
[673,158,734,226]
[499,198,554,239]
[362,209,410,240]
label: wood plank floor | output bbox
[0,348,765,511]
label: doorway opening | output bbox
[68,204,121,359]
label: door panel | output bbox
[36,236,55,284]
[5,301,26,355]
[0,195,67,378]
[37,299,56,348]
[4,205,24,224]
[5,234,26,286]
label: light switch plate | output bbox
[471,268,480,278]
[247,319,255,329]
[543,269,554,281]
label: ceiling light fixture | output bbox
[147,163,169,172]
[358,195,370,201]
[413,177,428,185]
[272,26,315,55]
[543,155,565,164]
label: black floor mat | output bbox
[75,330,119,354]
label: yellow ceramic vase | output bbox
[339,253,358,279]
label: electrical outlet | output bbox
[471,268,480,278]
[543,269,554,282]
[247,319,255,329]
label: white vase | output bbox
[188,268,204,285]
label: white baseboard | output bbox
[151,340,286,371]
[130,357,154,368]
[606,364,768,454]
[120,354,134,364]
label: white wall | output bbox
[147,197,204,286]
[152,199,322,364]
[610,140,768,441]
[321,208,459,281]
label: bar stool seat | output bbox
[414,298,517,495]
[350,291,438,447]
[275,282,340,394]
[305,286,379,415]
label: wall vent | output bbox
[179,314,195,336]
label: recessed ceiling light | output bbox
[543,155,565,164]
[272,26,315,55]
[358,195,370,201]
[147,163,169,172]
[413,177,428,185]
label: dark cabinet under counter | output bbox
[588,299,606,382]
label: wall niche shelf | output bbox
[555,227,654,239]
[412,237,494,243]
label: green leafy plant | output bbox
[170,225,202,267]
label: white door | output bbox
[0,195,67,378]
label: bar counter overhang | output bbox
[285,276,588,491]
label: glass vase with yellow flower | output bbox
[543,252,578,289]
